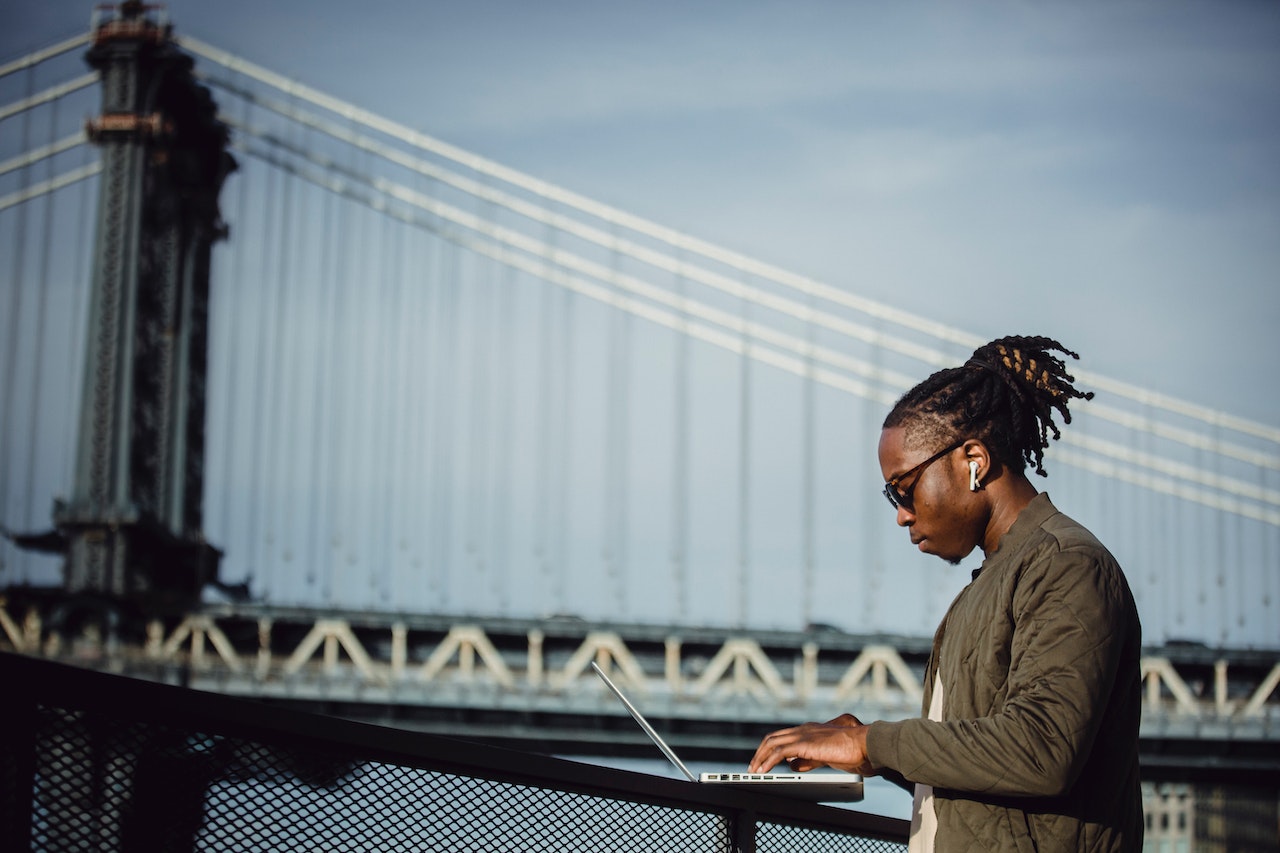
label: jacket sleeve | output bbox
[865,542,1135,798]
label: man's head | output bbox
[878,336,1094,563]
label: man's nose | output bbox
[896,506,914,527]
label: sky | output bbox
[4,0,1279,429]
[3,0,1279,634]
[3,1,1278,816]
[3,0,1279,638]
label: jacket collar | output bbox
[971,492,1057,581]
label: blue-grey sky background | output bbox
[5,0,1279,428]
[6,4,1277,817]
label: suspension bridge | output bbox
[2,5,1279,806]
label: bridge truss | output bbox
[1,602,1277,781]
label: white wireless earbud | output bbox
[969,460,980,491]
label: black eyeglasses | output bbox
[882,440,964,511]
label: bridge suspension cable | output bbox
[0,34,90,79]
[192,51,1280,499]
[222,107,1280,528]
[179,34,1280,447]
[2,29,1276,646]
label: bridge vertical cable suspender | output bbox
[1194,449,1213,635]
[605,229,631,619]
[326,130,353,604]
[1156,414,1175,636]
[432,235,460,610]
[213,89,253,577]
[603,235,619,615]
[418,207,441,605]
[465,195,495,606]
[1172,450,1177,630]
[293,134,322,591]
[1216,423,1234,641]
[247,159,281,599]
[1132,405,1153,633]
[1231,481,1247,635]
[341,143,367,604]
[492,263,517,615]
[1211,451,1227,639]
[1168,446,1185,632]
[358,166,381,603]
[1233,440,1254,634]
[355,148,381,606]
[1264,471,1277,620]
[671,260,690,624]
[737,287,753,628]
[865,323,887,629]
[801,297,817,630]
[555,229,574,616]
[399,202,423,607]
[240,159,270,594]
[61,156,95,517]
[556,246,577,616]
[371,204,392,604]
[457,205,477,603]
[381,201,407,606]
[1200,426,1218,639]
[327,160,360,605]
[264,119,298,595]
[0,64,36,540]
[1225,438,1243,640]
[480,241,502,607]
[22,93,60,537]
[533,223,556,613]
[403,182,433,605]
[290,142,320,589]
[1126,402,1157,627]
[373,154,395,606]
[306,182,338,593]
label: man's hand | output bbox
[748,713,874,775]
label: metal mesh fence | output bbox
[757,820,908,853]
[23,706,725,852]
[3,654,908,852]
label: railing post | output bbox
[729,808,758,853]
[0,687,38,852]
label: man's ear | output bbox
[962,439,992,490]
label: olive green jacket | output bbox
[867,493,1143,852]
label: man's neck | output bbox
[981,476,1039,556]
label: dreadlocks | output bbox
[883,335,1094,477]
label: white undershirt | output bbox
[908,673,945,852]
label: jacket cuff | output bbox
[865,719,903,773]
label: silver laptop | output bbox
[590,661,863,802]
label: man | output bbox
[750,335,1143,852]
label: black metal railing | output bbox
[0,652,908,851]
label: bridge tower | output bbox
[51,3,234,613]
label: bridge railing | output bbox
[0,651,908,852]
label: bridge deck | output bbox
[3,600,1277,779]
